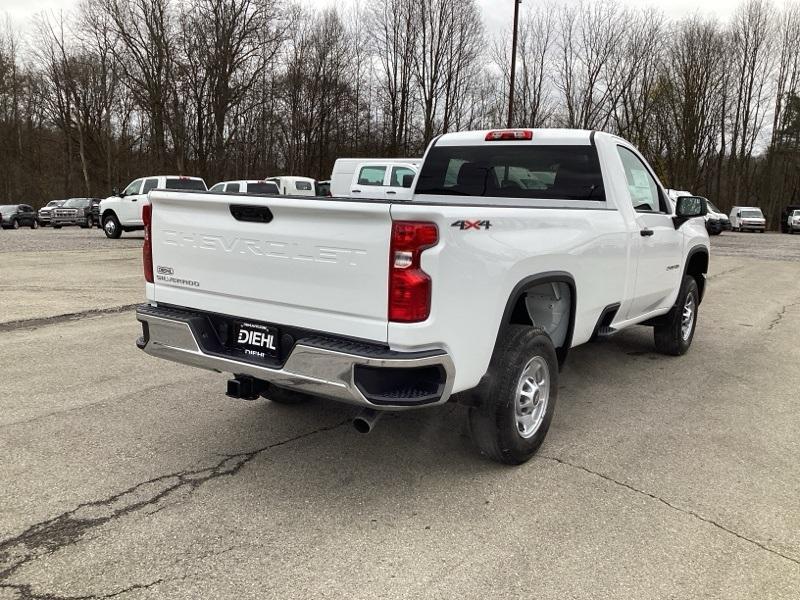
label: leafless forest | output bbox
[1,0,799,226]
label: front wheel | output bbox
[81,217,92,229]
[31,220,39,229]
[654,275,699,356]
[468,326,558,465]
[11,219,19,230]
[103,214,122,239]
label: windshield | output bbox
[164,178,206,191]
[415,145,605,200]
[792,210,800,217]
[63,198,89,208]
[46,201,63,208]
[246,182,279,194]
[741,209,763,219]
[706,200,721,213]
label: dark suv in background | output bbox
[51,198,98,229]
[0,204,39,229]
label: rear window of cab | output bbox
[416,145,605,201]
[165,178,206,191]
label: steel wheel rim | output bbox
[104,220,115,235]
[514,356,550,439]
[681,292,695,341]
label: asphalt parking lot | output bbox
[1,227,799,599]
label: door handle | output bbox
[640,228,654,237]
[131,198,138,202]
[386,190,397,195]
[351,189,361,193]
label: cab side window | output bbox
[209,183,225,192]
[391,166,415,187]
[123,179,143,196]
[358,166,386,186]
[142,178,159,194]
[225,183,241,192]
[616,147,665,213]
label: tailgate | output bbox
[149,190,392,342]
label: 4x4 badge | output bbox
[451,220,491,230]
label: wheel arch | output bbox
[494,271,577,368]
[684,246,709,303]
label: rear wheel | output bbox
[103,214,122,239]
[31,220,39,229]
[12,219,19,230]
[654,275,699,356]
[468,326,558,465]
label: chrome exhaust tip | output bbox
[352,408,383,434]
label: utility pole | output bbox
[507,0,522,127]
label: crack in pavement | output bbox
[0,419,349,598]
[0,578,165,600]
[538,454,800,567]
[706,265,745,280]
[767,301,799,331]
[0,305,140,333]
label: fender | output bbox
[494,271,577,367]
[683,245,709,304]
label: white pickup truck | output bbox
[99,175,206,238]
[330,158,420,200]
[135,129,709,464]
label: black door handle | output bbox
[640,228,654,237]
[386,191,397,195]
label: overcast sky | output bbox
[3,0,741,34]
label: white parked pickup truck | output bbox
[99,175,207,238]
[135,129,709,464]
[330,158,421,200]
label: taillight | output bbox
[485,129,533,141]
[142,204,153,283]
[389,221,438,322]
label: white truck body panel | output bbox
[149,193,393,342]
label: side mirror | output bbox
[673,196,707,229]
[402,173,415,188]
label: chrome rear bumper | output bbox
[136,304,455,410]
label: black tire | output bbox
[468,326,558,465]
[260,384,314,405]
[31,220,39,229]
[12,219,19,230]
[80,217,92,229]
[654,275,699,356]
[103,213,122,239]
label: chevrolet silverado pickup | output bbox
[135,129,710,465]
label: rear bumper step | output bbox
[135,304,455,410]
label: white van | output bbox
[730,206,766,233]
[266,176,316,197]
[209,180,279,195]
[330,158,421,200]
